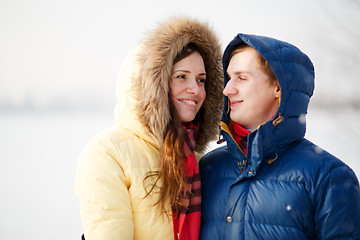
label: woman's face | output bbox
[170,51,206,123]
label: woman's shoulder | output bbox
[78,126,158,169]
[83,126,151,151]
[88,125,134,143]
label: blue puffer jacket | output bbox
[199,34,360,240]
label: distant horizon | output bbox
[1,93,360,113]
[1,0,360,115]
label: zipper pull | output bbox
[217,134,225,144]
[241,158,247,170]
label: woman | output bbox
[75,17,223,240]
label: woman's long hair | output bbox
[144,43,204,215]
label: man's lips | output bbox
[229,100,243,108]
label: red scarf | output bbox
[172,122,201,240]
[233,122,251,155]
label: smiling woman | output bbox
[74,16,223,240]
[170,45,206,123]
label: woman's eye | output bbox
[177,75,186,79]
[198,78,206,84]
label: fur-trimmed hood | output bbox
[115,17,223,153]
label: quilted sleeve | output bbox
[314,164,360,239]
[74,135,134,240]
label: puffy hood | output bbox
[115,17,223,153]
[221,34,315,158]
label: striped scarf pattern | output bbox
[172,123,201,240]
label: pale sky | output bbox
[1,0,359,110]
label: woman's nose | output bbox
[185,79,200,95]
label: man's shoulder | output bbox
[199,145,230,171]
[202,145,229,160]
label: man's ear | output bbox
[274,82,281,99]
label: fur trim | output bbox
[133,17,223,153]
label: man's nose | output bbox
[223,80,237,96]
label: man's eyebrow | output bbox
[226,70,250,76]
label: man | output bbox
[199,34,360,240]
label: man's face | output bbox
[223,47,280,130]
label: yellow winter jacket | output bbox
[75,17,223,240]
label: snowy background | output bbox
[1,0,359,239]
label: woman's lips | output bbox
[179,99,198,106]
